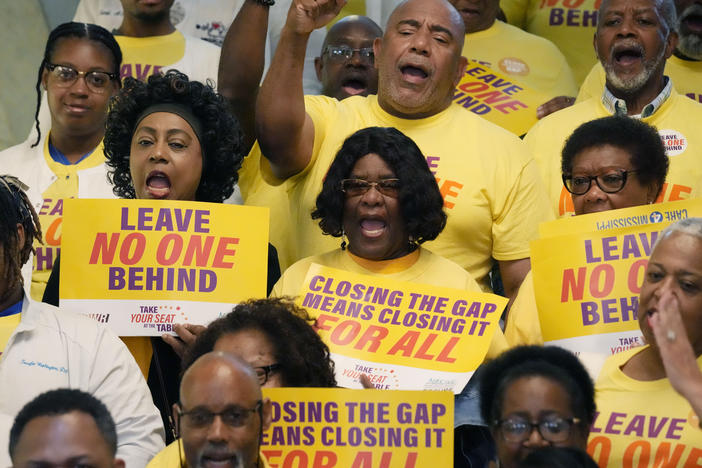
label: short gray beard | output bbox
[603,43,667,94]
[677,5,702,60]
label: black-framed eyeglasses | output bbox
[254,363,281,386]
[45,63,118,93]
[340,178,401,198]
[495,417,581,443]
[324,45,374,63]
[178,401,263,429]
[562,170,638,195]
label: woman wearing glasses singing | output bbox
[505,116,669,346]
[272,127,483,321]
[0,22,121,300]
[271,126,509,465]
[272,126,507,354]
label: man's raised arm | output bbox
[256,0,346,180]
[218,0,272,152]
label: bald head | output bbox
[316,15,382,100]
[180,352,260,405]
[387,0,466,49]
[178,352,269,468]
[322,16,383,53]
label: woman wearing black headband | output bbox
[43,71,280,442]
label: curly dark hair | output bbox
[104,70,243,202]
[561,116,669,199]
[479,346,596,433]
[312,126,446,243]
[182,297,336,387]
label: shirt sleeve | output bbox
[491,144,554,261]
[88,326,166,467]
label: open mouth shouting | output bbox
[399,61,431,85]
[200,450,243,468]
[341,71,370,97]
[360,217,387,238]
[611,41,645,68]
[680,7,702,35]
[145,170,171,199]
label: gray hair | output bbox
[657,218,702,247]
[598,0,678,35]
[657,0,678,35]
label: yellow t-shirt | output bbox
[577,56,702,104]
[503,270,542,346]
[244,95,552,291]
[31,137,107,300]
[500,0,599,84]
[588,346,702,467]
[524,90,702,217]
[239,142,297,272]
[116,31,186,81]
[146,439,271,468]
[272,248,508,359]
[461,20,577,99]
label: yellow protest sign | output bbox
[296,264,506,393]
[452,59,549,136]
[539,199,702,238]
[60,199,269,336]
[531,221,667,361]
[261,388,453,468]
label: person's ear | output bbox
[16,223,25,250]
[664,30,679,59]
[593,32,600,62]
[172,402,182,437]
[41,65,49,91]
[315,56,324,81]
[648,182,662,204]
[453,55,468,88]
[113,458,126,468]
[373,37,382,71]
[261,397,272,431]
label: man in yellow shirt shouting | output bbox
[525,0,702,217]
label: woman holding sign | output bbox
[0,22,122,301]
[272,126,508,356]
[44,70,279,442]
[271,126,509,467]
[105,70,281,440]
[588,218,702,466]
[505,116,669,347]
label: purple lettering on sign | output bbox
[601,299,618,323]
[138,208,153,231]
[120,207,135,230]
[584,239,601,263]
[194,209,210,233]
[602,236,618,261]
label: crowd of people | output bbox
[1,0,702,467]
